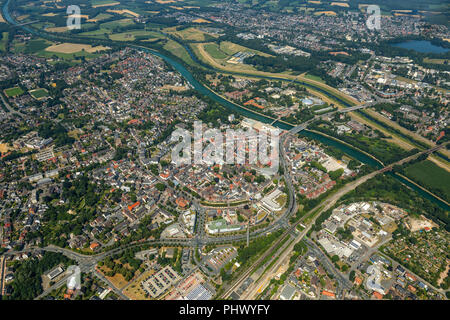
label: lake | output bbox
[392,40,449,54]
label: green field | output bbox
[100,18,135,30]
[204,43,228,59]
[29,88,49,99]
[163,39,200,67]
[12,39,52,54]
[91,0,119,6]
[90,13,113,21]
[404,160,450,202]
[109,29,163,41]
[305,73,325,83]
[79,28,112,38]
[0,32,8,52]
[4,87,24,97]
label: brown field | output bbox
[155,0,176,3]
[0,143,11,154]
[192,18,211,23]
[169,6,184,10]
[92,2,120,8]
[331,2,349,7]
[97,265,129,289]
[70,14,89,19]
[107,9,140,17]
[394,13,421,18]
[122,269,155,300]
[314,11,337,16]
[160,84,188,91]
[45,43,109,53]
[42,13,58,17]
[45,26,69,33]
[0,13,5,23]
[308,1,321,4]
[17,15,29,21]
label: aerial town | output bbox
[0,0,448,306]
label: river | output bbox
[2,0,449,211]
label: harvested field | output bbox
[331,2,349,7]
[92,1,120,8]
[45,43,109,53]
[192,18,211,23]
[107,9,140,17]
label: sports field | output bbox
[4,87,24,97]
[29,88,49,99]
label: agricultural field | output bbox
[12,38,53,54]
[91,0,120,8]
[0,32,8,52]
[163,39,199,66]
[164,27,217,41]
[203,43,228,59]
[45,43,109,54]
[109,30,163,41]
[314,11,337,16]
[4,87,24,97]
[107,9,140,17]
[79,28,112,38]
[100,18,135,30]
[404,160,450,202]
[87,13,113,22]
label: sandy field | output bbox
[0,143,11,154]
[314,11,337,16]
[123,269,155,300]
[45,43,109,54]
[107,9,140,17]
[192,18,211,23]
[45,26,69,33]
[331,2,349,7]
[92,2,120,8]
